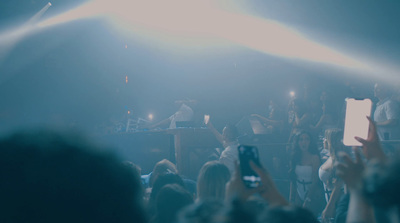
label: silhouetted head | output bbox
[0,129,146,223]
[150,159,178,187]
[259,206,319,223]
[154,184,194,223]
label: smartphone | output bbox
[238,145,261,188]
[343,98,372,146]
[204,114,210,125]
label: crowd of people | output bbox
[1,82,399,223]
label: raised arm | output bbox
[355,117,386,162]
[206,121,224,144]
[336,149,375,223]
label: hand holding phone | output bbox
[238,145,261,188]
[343,98,372,146]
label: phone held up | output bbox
[204,114,210,125]
[343,98,372,146]
[238,145,261,188]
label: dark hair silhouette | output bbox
[152,184,194,223]
[289,131,319,177]
[148,173,185,217]
[259,206,319,223]
[0,129,146,223]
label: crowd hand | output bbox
[335,148,365,192]
[354,117,386,162]
[250,161,289,206]
[225,161,260,201]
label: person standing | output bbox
[373,83,400,140]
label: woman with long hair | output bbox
[197,161,231,201]
[289,131,325,216]
[319,128,347,223]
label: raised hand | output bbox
[336,148,365,191]
[225,161,260,201]
[354,117,386,162]
[250,161,289,206]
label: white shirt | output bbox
[295,165,313,201]
[374,98,400,140]
[168,104,194,129]
[219,141,240,174]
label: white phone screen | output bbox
[343,98,372,146]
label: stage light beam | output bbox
[0,2,52,62]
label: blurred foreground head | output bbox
[259,206,319,223]
[364,154,400,209]
[0,129,146,223]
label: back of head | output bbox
[197,161,231,201]
[0,129,146,223]
[148,173,185,216]
[154,184,194,223]
[150,159,178,186]
[259,206,319,223]
[178,199,224,223]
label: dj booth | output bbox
[99,128,221,179]
[98,127,289,180]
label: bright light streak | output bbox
[31,0,366,69]
[28,2,52,25]
[289,91,296,98]
[0,2,52,61]
[97,0,365,69]
[2,0,398,82]
[37,1,108,28]
[148,113,153,121]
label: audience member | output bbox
[288,131,325,216]
[178,199,224,223]
[335,117,387,223]
[259,205,319,223]
[147,173,186,217]
[141,159,177,188]
[197,161,231,201]
[288,98,312,141]
[251,99,285,136]
[142,159,196,201]
[318,129,347,223]
[206,119,240,174]
[152,184,194,223]
[0,130,146,223]
[373,83,400,140]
